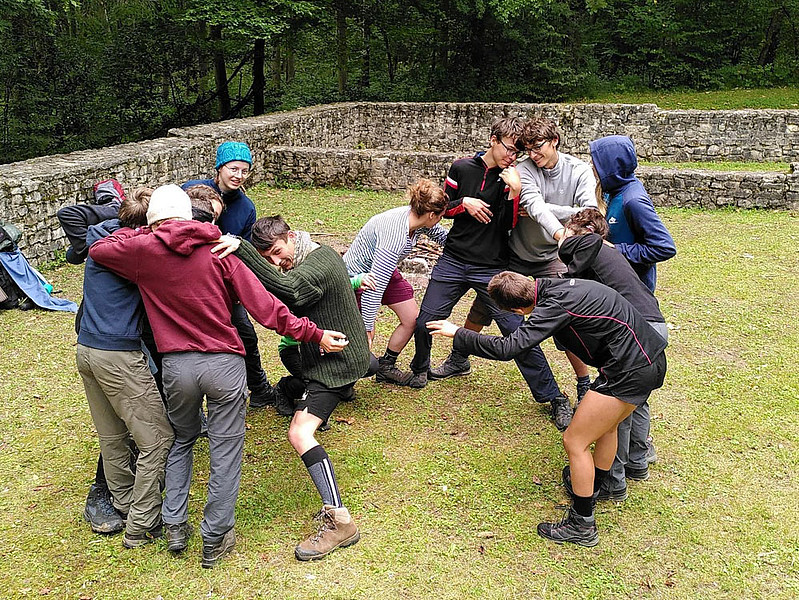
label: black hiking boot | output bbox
[537,507,599,547]
[428,353,471,380]
[166,522,194,553]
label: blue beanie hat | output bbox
[215,141,253,170]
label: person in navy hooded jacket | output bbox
[588,136,675,498]
[183,141,277,409]
[588,135,676,292]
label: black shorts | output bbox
[296,380,355,422]
[591,352,667,407]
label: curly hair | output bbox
[519,117,562,149]
[564,208,609,239]
[408,178,448,216]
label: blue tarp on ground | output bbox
[0,251,77,313]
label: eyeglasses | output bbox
[498,139,522,157]
[224,165,250,177]
[527,139,552,154]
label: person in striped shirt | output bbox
[343,179,449,384]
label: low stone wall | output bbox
[2,102,798,266]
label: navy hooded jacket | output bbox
[77,219,145,351]
[588,136,676,291]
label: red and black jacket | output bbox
[441,153,519,268]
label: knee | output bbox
[287,424,304,451]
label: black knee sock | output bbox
[301,445,342,508]
[380,348,400,364]
[594,467,610,493]
[572,495,594,518]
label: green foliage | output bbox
[1,0,798,162]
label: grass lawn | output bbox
[1,187,798,599]
[640,162,793,173]
[576,87,799,110]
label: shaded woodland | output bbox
[2,0,798,163]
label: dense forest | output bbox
[2,0,798,164]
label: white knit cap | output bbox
[146,184,192,225]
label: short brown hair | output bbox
[185,184,219,223]
[565,208,609,239]
[488,271,537,311]
[251,215,290,252]
[520,117,561,148]
[118,187,152,228]
[490,116,524,144]
[408,178,448,216]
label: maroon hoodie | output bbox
[89,220,323,355]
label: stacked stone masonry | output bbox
[1,102,797,265]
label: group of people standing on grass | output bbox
[61,114,675,567]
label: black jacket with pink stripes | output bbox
[453,277,667,381]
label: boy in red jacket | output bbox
[89,184,348,568]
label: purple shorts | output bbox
[357,269,414,307]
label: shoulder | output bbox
[182,179,215,190]
[560,153,592,175]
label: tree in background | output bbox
[1,0,797,164]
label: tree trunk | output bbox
[336,5,348,94]
[360,9,371,91]
[210,25,231,117]
[253,38,265,115]
[271,45,282,89]
[758,9,784,66]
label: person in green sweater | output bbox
[215,215,370,561]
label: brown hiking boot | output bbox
[294,505,360,561]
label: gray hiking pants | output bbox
[608,321,668,490]
[160,352,247,544]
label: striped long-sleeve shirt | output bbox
[343,206,448,331]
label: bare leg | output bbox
[385,299,419,353]
[562,390,636,497]
[565,350,590,378]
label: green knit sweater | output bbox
[236,240,370,388]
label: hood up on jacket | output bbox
[151,219,223,256]
[93,179,125,206]
[589,135,638,194]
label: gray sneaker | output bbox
[202,528,236,568]
[83,484,124,535]
[550,394,573,431]
[429,354,471,380]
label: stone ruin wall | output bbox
[1,102,797,265]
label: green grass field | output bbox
[0,187,797,599]
[579,86,799,110]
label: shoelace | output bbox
[309,509,335,543]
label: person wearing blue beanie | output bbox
[183,141,277,408]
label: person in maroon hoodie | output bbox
[89,184,348,568]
